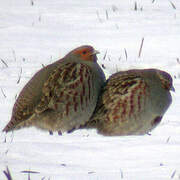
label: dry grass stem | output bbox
[96,11,102,22]
[3,167,13,180]
[124,48,128,60]
[138,37,144,58]
[120,169,124,179]
[171,170,176,179]
[177,58,180,64]
[31,0,34,6]
[17,67,22,84]
[21,170,40,174]
[1,59,8,68]
[12,50,16,61]
[103,50,107,60]
[134,1,137,11]
[166,136,171,143]
[105,10,109,20]
[169,1,176,9]
[1,88,6,98]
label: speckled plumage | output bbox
[82,69,174,136]
[3,45,105,134]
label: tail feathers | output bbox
[3,121,17,133]
[2,117,33,133]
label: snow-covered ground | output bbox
[0,0,180,179]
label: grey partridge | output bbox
[3,45,105,134]
[82,69,174,136]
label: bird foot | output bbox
[49,130,53,135]
[58,131,62,136]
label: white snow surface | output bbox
[0,0,180,179]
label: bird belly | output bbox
[18,93,98,133]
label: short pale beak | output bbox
[171,85,175,92]
[91,50,100,55]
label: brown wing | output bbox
[34,62,94,121]
[85,71,149,128]
[3,61,61,132]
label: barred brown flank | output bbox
[88,77,91,100]
[74,102,77,112]
[82,84,85,96]
[85,96,88,106]
[80,94,83,107]
[73,95,76,103]
[66,102,71,116]
[137,92,141,112]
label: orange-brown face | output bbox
[72,46,99,62]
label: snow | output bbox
[0,0,180,179]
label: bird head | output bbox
[66,45,99,63]
[157,70,175,92]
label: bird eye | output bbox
[82,50,87,55]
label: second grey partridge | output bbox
[81,69,174,136]
[3,45,106,134]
